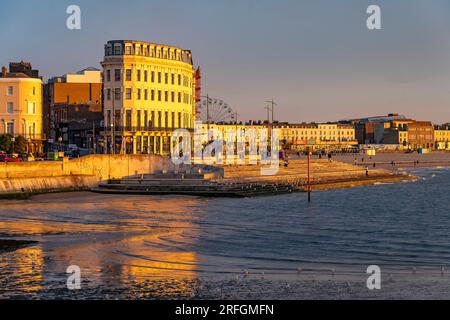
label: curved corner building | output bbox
[102,40,197,155]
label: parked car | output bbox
[0,154,23,162]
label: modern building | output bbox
[0,63,43,153]
[340,113,407,144]
[44,68,102,151]
[101,40,199,155]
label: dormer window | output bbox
[125,45,132,55]
[114,44,122,55]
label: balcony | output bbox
[101,126,194,133]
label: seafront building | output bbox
[435,124,450,150]
[44,68,102,151]
[199,121,357,153]
[0,62,43,153]
[101,40,200,155]
[273,122,356,151]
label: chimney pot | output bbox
[1,66,6,78]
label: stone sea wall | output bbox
[0,155,172,195]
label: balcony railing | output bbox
[101,126,194,133]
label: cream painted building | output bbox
[275,123,357,150]
[0,70,43,152]
[435,125,450,150]
[101,40,197,155]
[199,122,357,153]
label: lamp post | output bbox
[58,136,63,152]
[265,98,277,123]
[11,137,15,154]
[110,123,114,154]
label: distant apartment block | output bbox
[44,68,102,151]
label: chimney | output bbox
[1,66,6,78]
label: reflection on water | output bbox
[0,194,202,299]
[0,168,450,299]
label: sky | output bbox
[1,0,450,123]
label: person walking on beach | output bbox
[354,157,357,166]
[328,153,332,163]
[365,166,369,177]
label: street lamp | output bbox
[58,136,63,152]
[110,123,114,154]
[11,137,15,154]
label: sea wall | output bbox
[0,155,224,195]
[0,154,172,181]
[0,175,98,196]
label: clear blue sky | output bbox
[1,0,450,123]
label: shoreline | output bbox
[0,162,427,200]
[0,240,38,254]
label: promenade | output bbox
[222,159,413,191]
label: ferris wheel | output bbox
[196,96,236,123]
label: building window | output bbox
[107,88,111,100]
[114,88,121,100]
[144,70,148,82]
[7,86,13,96]
[165,73,168,84]
[178,74,181,85]
[137,88,141,100]
[6,122,14,135]
[137,70,141,81]
[7,102,13,114]
[151,89,155,101]
[158,111,162,127]
[106,70,111,82]
[144,111,148,130]
[126,88,132,100]
[178,92,181,103]
[114,44,122,55]
[164,91,168,102]
[171,112,175,128]
[126,110,132,130]
[115,69,121,81]
[151,71,155,82]
[158,72,161,83]
[107,110,111,127]
[158,90,161,101]
[137,110,141,130]
[126,69,132,81]
[165,111,168,128]
[28,102,35,114]
[171,91,175,102]
[171,73,175,85]
[144,89,148,100]
[32,87,36,96]
[125,45,132,55]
